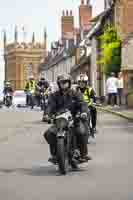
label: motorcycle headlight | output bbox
[81,113,87,119]
[55,118,68,129]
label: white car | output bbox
[0,91,4,107]
[12,90,26,107]
[0,91,4,102]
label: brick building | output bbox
[113,0,133,107]
[114,0,133,39]
[39,0,93,81]
[4,28,47,90]
[61,0,92,41]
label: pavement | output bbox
[0,108,133,200]
[97,105,133,121]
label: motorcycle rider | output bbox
[24,75,36,106]
[3,81,13,104]
[35,76,49,107]
[44,73,91,164]
[77,74,97,138]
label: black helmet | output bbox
[57,74,72,91]
[77,74,88,88]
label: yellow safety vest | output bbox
[27,81,36,92]
[83,87,93,106]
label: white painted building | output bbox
[40,48,76,82]
[0,49,4,90]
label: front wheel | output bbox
[5,97,12,107]
[57,138,68,175]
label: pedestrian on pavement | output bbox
[117,71,124,106]
[106,72,118,107]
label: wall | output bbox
[5,43,45,90]
[91,37,98,94]
[115,0,133,39]
[0,49,4,90]
[43,55,75,82]
[122,37,133,92]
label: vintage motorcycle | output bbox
[50,110,88,175]
[4,93,12,107]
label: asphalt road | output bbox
[0,107,133,200]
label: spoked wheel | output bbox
[57,138,69,175]
[70,160,78,170]
[5,98,12,107]
[41,102,45,111]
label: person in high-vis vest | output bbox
[77,74,97,138]
[25,75,36,106]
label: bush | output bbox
[98,26,121,75]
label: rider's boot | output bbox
[48,144,57,164]
[79,144,92,162]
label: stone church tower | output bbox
[4,27,47,90]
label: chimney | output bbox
[61,9,74,40]
[79,0,92,31]
[81,0,84,5]
[87,0,90,5]
[66,10,69,16]
[14,25,18,43]
[32,32,35,44]
[3,30,7,49]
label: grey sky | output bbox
[0,0,104,87]
[0,0,104,47]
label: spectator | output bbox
[117,72,124,106]
[106,72,118,107]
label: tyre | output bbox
[70,160,78,170]
[5,97,11,107]
[41,103,44,111]
[57,138,68,175]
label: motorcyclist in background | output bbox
[3,81,13,103]
[77,74,97,138]
[44,74,92,164]
[24,75,36,106]
[35,77,49,107]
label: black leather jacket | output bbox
[36,81,49,92]
[47,89,88,117]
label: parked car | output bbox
[12,90,26,107]
[0,91,4,107]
